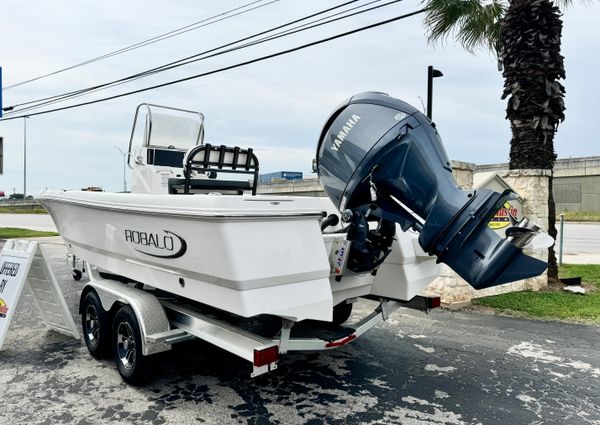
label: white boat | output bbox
[37,103,441,323]
[34,95,555,383]
[38,95,550,324]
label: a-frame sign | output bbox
[0,240,80,350]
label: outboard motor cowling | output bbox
[316,92,549,290]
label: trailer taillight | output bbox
[254,345,279,367]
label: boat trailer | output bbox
[81,264,440,382]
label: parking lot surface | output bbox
[0,241,599,424]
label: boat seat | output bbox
[168,177,251,195]
[180,144,259,195]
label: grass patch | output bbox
[474,264,600,324]
[0,206,48,214]
[557,210,600,222]
[559,264,600,286]
[0,227,59,239]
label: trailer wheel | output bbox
[112,305,147,385]
[72,269,83,281]
[81,291,111,358]
[332,302,353,325]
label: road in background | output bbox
[0,213,57,231]
[560,223,600,254]
[559,222,600,264]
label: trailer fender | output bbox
[82,279,171,355]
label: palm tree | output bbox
[423,0,578,281]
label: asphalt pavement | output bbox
[1,241,599,424]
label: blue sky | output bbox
[0,0,598,194]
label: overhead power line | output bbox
[0,8,426,122]
[1,0,278,91]
[7,0,398,115]
[4,0,365,114]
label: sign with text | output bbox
[0,240,80,351]
[476,173,524,236]
[489,201,520,231]
[0,241,35,349]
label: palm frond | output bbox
[423,0,507,55]
[553,0,574,8]
[553,0,595,11]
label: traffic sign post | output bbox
[0,240,80,350]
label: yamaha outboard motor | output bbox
[316,92,548,290]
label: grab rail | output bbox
[183,144,259,195]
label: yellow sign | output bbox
[489,201,518,230]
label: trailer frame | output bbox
[83,263,439,381]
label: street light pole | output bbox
[23,116,28,199]
[114,146,127,192]
[114,147,127,192]
[426,65,444,120]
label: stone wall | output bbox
[258,161,476,197]
[477,156,600,213]
[450,160,475,189]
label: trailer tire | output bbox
[72,269,83,281]
[81,290,111,358]
[112,305,147,385]
[332,302,353,325]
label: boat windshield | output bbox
[128,104,205,161]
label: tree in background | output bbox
[422,0,588,281]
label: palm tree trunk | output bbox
[500,0,565,281]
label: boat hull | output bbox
[38,190,334,321]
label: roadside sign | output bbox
[0,241,33,348]
[476,173,524,236]
[0,240,80,350]
[0,66,3,118]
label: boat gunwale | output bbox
[37,194,325,220]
